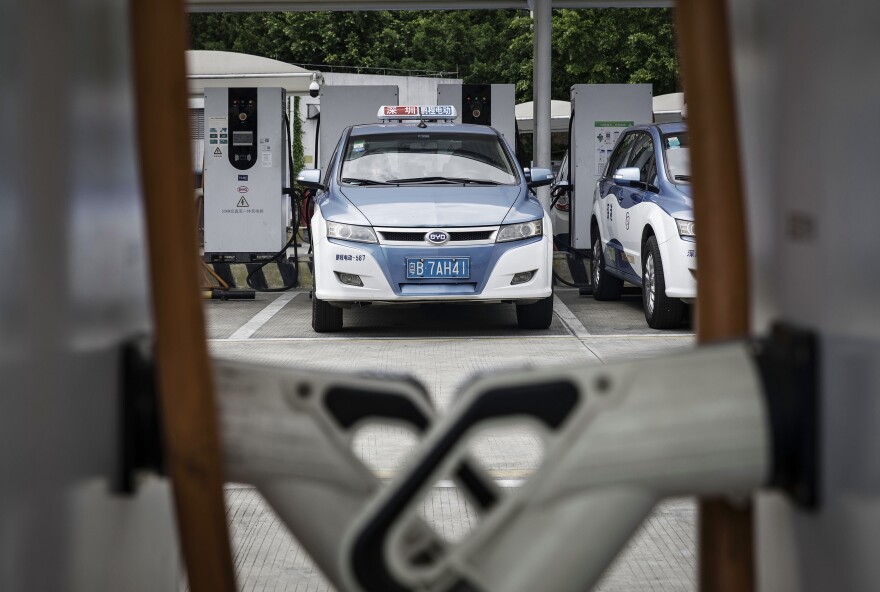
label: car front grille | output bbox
[377,227,498,244]
[380,231,426,242]
[449,230,493,241]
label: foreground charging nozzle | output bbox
[341,324,819,592]
[213,359,497,591]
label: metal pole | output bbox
[532,0,552,211]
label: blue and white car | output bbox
[591,122,695,329]
[296,106,554,332]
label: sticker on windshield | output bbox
[352,141,366,153]
[668,136,681,149]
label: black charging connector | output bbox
[754,323,821,510]
[117,338,164,494]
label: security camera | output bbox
[309,80,320,98]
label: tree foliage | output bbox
[188,9,680,102]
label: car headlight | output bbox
[676,219,695,238]
[496,219,543,242]
[327,221,378,243]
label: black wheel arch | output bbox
[641,224,656,256]
[590,216,601,249]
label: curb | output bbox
[206,258,313,290]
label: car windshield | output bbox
[340,131,518,185]
[662,131,691,184]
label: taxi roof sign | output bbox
[377,105,457,121]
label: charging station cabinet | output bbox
[437,83,516,146]
[203,87,288,262]
[569,84,652,249]
[317,85,399,169]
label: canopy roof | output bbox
[188,1,670,10]
[186,50,320,95]
[515,100,572,132]
[653,91,685,114]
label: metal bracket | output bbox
[754,323,821,509]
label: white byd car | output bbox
[297,106,555,333]
[591,122,695,329]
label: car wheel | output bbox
[516,294,554,330]
[312,294,343,332]
[642,236,685,329]
[591,232,623,301]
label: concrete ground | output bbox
[204,286,698,591]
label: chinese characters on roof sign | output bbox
[420,105,454,117]
[377,105,457,119]
[381,106,419,116]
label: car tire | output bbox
[591,233,623,301]
[312,294,343,332]
[642,236,685,329]
[516,294,554,330]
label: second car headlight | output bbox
[675,219,695,238]
[327,221,378,243]
[496,219,543,242]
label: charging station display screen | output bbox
[233,131,253,146]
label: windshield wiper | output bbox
[443,177,502,186]
[674,175,692,182]
[385,176,501,186]
[341,178,391,186]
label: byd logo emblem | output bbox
[427,230,449,245]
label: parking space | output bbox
[206,286,697,591]
[206,289,692,340]
[204,295,281,339]
[555,287,693,336]
[263,302,571,338]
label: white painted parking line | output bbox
[553,294,592,338]
[228,292,298,340]
[590,333,695,339]
[210,333,693,344]
[210,334,579,343]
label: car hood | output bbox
[674,183,692,199]
[657,181,693,219]
[338,185,522,227]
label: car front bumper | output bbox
[314,231,553,304]
[657,235,697,299]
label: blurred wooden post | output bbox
[675,0,755,590]
[130,0,237,590]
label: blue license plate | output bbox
[406,257,470,279]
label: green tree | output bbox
[188,9,680,102]
[552,9,679,98]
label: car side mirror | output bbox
[526,167,554,188]
[612,167,641,186]
[296,168,325,191]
